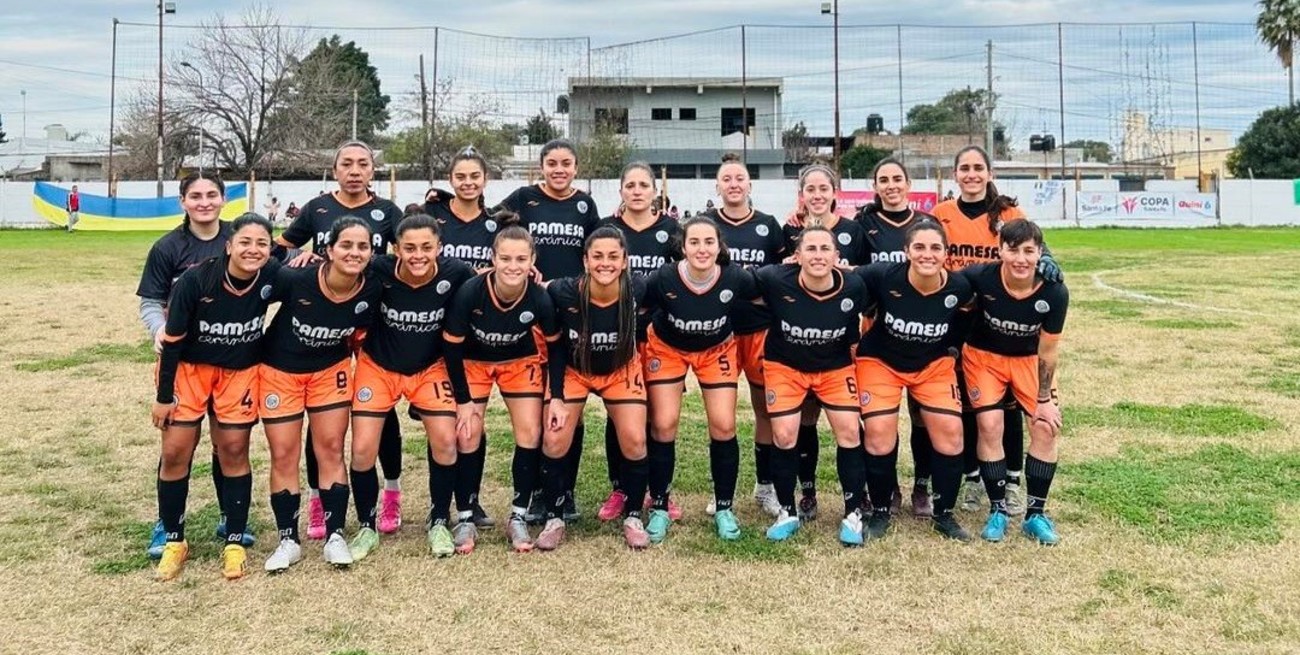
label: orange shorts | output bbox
[560,359,646,405]
[464,356,545,402]
[762,361,859,417]
[856,356,961,418]
[533,328,549,364]
[259,358,353,423]
[353,351,456,418]
[164,362,258,428]
[962,345,1040,415]
[734,330,767,387]
[642,327,739,389]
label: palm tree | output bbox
[1258,0,1300,105]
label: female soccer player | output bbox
[259,217,382,572]
[347,214,474,561]
[137,172,252,558]
[959,219,1068,544]
[594,162,681,523]
[277,140,408,540]
[753,226,869,545]
[444,226,566,553]
[150,213,277,581]
[536,227,652,550]
[641,216,758,541]
[494,139,601,523]
[854,219,975,543]
[705,153,787,517]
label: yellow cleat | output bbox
[155,541,189,581]
[221,544,247,580]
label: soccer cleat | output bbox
[705,498,717,516]
[562,492,581,522]
[645,509,671,544]
[911,486,934,519]
[798,495,819,522]
[507,516,534,553]
[623,516,651,549]
[597,490,628,522]
[147,520,166,559]
[426,523,455,558]
[452,521,478,555]
[323,533,354,567]
[470,503,496,529]
[214,516,257,547]
[1022,514,1061,546]
[961,479,986,513]
[524,490,546,526]
[714,509,741,541]
[535,518,566,551]
[1003,483,1026,516]
[378,489,402,534]
[765,511,801,542]
[753,483,781,518]
[981,512,1009,543]
[932,515,973,543]
[348,527,380,562]
[865,511,891,541]
[643,497,683,521]
[263,538,303,573]
[155,541,189,581]
[839,510,865,547]
[307,496,327,540]
[221,544,247,580]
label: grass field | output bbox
[2,227,1300,655]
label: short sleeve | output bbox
[444,278,476,339]
[732,265,760,302]
[1042,283,1069,335]
[136,241,175,300]
[280,203,316,247]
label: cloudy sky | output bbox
[0,1,1279,147]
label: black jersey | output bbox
[548,276,646,376]
[361,254,474,375]
[281,192,401,256]
[427,200,498,270]
[164,259,281,370]
[262,264,383,374]
[644,263,759,353]
[962,263,1069,357]
[854,207,936,265]
[599,213,681,278]
[854,262,975,372]
[707,207,786,335]
[756,265,867,372]
[782,216,872,267]
[498,185,601,280]
[444,273,559,362]
[137,221,233,302]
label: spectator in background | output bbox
[683,210,692,219]
[704,199,715,214]
[66,185,80,232]
[668,205,680,220]
[285,202,299,222]
[264,196,281,225]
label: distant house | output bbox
[0,124,112,181]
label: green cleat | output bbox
[427,522,455,557]
[646,509,672,544]
[714,509,741,541]
[349,527,380,562]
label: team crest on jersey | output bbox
[357,387,373,402]
[755,224,770,237]
[371,209,386,221]
[944,295,958,309]
[355,301,369,314]
[766,389,777,406]
[1035,300,1051,313]
[520,311,535,323]
[655,230,669,243]
[576,200,589,213]
[719,290,734,303]
[437,280,452,294]
[648,358,662,373]
[840,298,855,312]
[485,219,498,233]
[260,285,274,300]
[837,232,852,246]
[265,394,281,410]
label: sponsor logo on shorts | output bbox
[755,224,769,237]
[837,232,852,246]
[655,230,669,243]
[648,358,661,373]
[840,298,855,313]
[1035,300,1051,313]
[859,391,872,406]
[520,311,535,323]
[576,200,589,214]
[485,219,498,233]
[260,285,273,300]
[969,387,982,402]
[371,209,386,221]
[265,394,281,410]
[719,289,733,303]
[437,280,452,294]
[944,294,958,309]
[354,301,369,314]
[766,389,777,406]
[357,387,373,402]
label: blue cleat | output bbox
[1022,514,1060,546]
[214,515,257,547]
[645,509,672,544]
[765,511,801,542]
[981,512,1009,542]
[838,510,864,547]
[147,520,166,560]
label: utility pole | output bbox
[418,54,430,184]
[351,89,358,141]
[156,2,175,197]
[108,18,118,193]
[985,39,995,157]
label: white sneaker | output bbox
[263,538,302,573]
[1004,483,1026,516]
[753,483,782,518]
[323,533,354,567]
[705,498,717,516]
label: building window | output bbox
[679,107,697,121]
[594,107,629,135]
[720,107,756,136]
[651,108,672,121]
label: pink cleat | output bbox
[378,489,402,534]
[307,495,326,541]
[597,491,627,522]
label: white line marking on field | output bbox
[1090,270,1269,317]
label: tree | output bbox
[1064,139,1114,163]
[290,35,390,144]
[0,114,7,144]
[903,87,998,136]
[1226,104,1300,178]
[524,110,560,145]
[578,125,633,178]
[839,144,892,179]
[385,78,518,179]
[1257,0,1300,105]
[782,121,814,164]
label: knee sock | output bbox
[621,455,649,521]
[604,416,622,491]
[210,450,226,515]
[1003,407,1024,486]
[350,467,379,529]
[885,439,900,493]
[647,439,676,511]
[863,451,895,516]
[222,473,252,545]
[467,434,487,505]
[540,452,568,521]
[378,407,403,483]
[428,459,455,525]
[158,475,190,542]
[304,427,320,490]
[910,422,932,490]
[931,452,963,517]
[1025,455,1058,517]
[797,423,819,498]
[836,445,866,517]
[565,420,585,496]
[454,448,477,519]
[979,459,1009,515]
[511,445,541,517]
[709,438,739,512]
[770,446,799,517]
[320,482,350,537]
[754,442,774,485]
[269,490,301,543]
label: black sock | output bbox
[836,445,866,518]
[565,420,585,497]
[1003,404,1024,480]
[468,434,488,507]
[429,458,455,524]
[910,422,932,490]
[157,475,190,542]
[863,450,895,515]
[961,411,980,475]
[511,445,540,516]
[885,439,900,493]
[979,459,1009,515]
[621,455,649,521]
[304,427,320,490]
[350,467,379,529]
[754,442,773,485]
[210,450,226,515]
[647,439,675,511]
[320,482,349,536]
[378,407,403,482]
[540,452,568,520]
[931,452,963,517]
[709,438,739,512]
[771,446,799,516]
[454,448,476,516]
[1025,455,1057,517]
[269,490,301,543]
[604,416,622,491]
[222,473,252,544]
[797,423,819,498]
